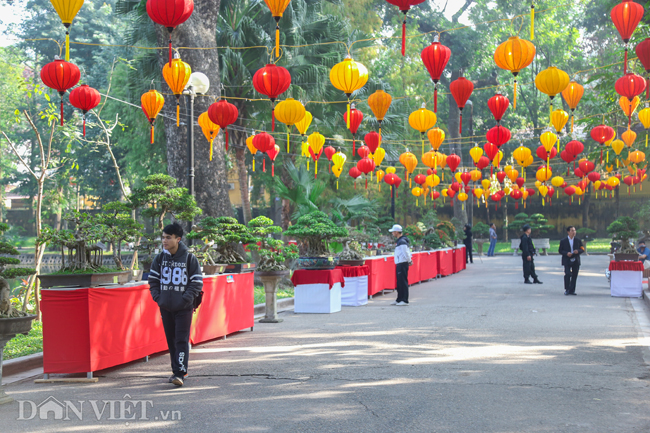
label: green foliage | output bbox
[421,209,441,229]
[403,224,424,244]
[188,217,255,264]
[607,217,640,254]
[284,211,349,256]
[512,213,554,238]
[576,227,596,238]
[95,202,143,269]
[436,222,456,247]
[4,320,43,360]
[472,222,490,238]
[423,230,443,250]
[0,224,36,282]
[247,216,298,271]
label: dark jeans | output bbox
[564,262,580,294]
[160,307,194,377]
[465,242,473,264]
[396,262,409,303]
[522,257,538,281]
[487,238,497,256]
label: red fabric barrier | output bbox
[609,261,644,272]
[291,269,345,289]
[439,249,453,276]
[335,265,369,277]
[453,246,466,273]
[408,253,422,285]
[42,274,254,374]
[366,256,396,296]
[419,251,438,281]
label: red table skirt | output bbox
[439,249,454,276]
[366,256,396,296]
[408,253,422,285]
[291,269,345,289]
[609,261,644,272]
[335,265,369,277]
[41,273,254,374]
[419,251,439,281]
[453,246,466,273]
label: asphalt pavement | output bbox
[2,254,650,432]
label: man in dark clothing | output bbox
[464,224,473,264]
[521,224,542,284]
[559,226,584,295]
[389,224,411,306]
[148,222,203,387]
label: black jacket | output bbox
[559,236,584,266]
[521,234,535,259]
[463,228,472,245]
[148,241,203,312]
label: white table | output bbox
[341,276,368,307]
[611,270,643,297]
[294,282,342,313]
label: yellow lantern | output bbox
[504,186,512,195]
[473,188,483,198]
[274,98,306,152]
[540,131,557,153]
[427,127,445,152]
[426,174,440,188]
[454,171,463,184]
[198,112,221,161]
[639,106,650,148]
[246,135,258,172]
[301,141,311,158]
[49,0,85,61]
[368,89,392,137]
[141,89,165,145]
[611,139,625,156]
[330,56,369,129]
[409,103,437,156]
[538,185,548,197]
[162,55,192,126]
[534,180,541,187]
[493,36,536,109]
[574,186,583,196]
[561,81,584,132]
[308,132,325,175]
[551,176,564,188]
[522,190,529,201]
[295,110,312,136]
[493,150,503,168]
[522,155,534,168]
[469,145,483,165]
[457,192,468,202]
[441,188,448,198]
[550,109,569,147]
[513,145,532,165]
[622,129,636,148]
[376,169,385,191]
[372,147,386,167]
[412,186,423,206]
[332,164,343,189]
[607,177,620,187]
[386,166,396,174]
[470,169,482,182]
[535,66,570,121]
[481,179,491,190]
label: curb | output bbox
[254,297,294,318]
[2,352,43,376]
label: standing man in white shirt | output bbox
[558,226,584,295]
[389,224,412,306]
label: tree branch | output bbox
[0,130,38,179]
[452,0,474,23]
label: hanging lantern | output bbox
[615,73,647,122]
[198,112,220,161]
[421,39,451,112]
[368,89,392,138]
[622,129,637,147]
[373,147,386,167]
[246,135,258,172]
[449,77,474,134]
[324,146,336,172]
[332,164,344,189]
[207,98,239,151]
[427,127,445,154]
[565,140,584,157]
[253,132,276,173]
[146,0,194,66]
[162,55,191,127]
[446,153,461,172]
[408,103,437,157]
[252,64,291,131]
[469,145,483,166]
[343,105,364,155]
[636,38,650,98]
[550,109,569,137]
[493,36,536,109]
[639,106,650,147]
[400,151,418,186]
[422,151,436,170]
[275,98,306,152]
[487,93,510,123]
[561,81,584,132]
[629,150,646,164]
[265,145,280,177]
[611,0,645,73]
[48,0,85,61]
[486,125,511,148]
[590,124,615,163]
[357,157,376,189]
[364,132,381,156]
[295,110,313,160]
[308,132,325,177]
[535,66,570,122]
[513,146,532,166]
[68,84,100,137]
[385,0,426,56]
[40,58,80,126]
[140,89,165,144]
[349,166,362,189]
[263,0,292,57]
[330,56,369,130]
[357,145,370,159]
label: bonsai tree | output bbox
[423,228,443,250]
[187,217,255,264]
[0,224,36,318]
[472,222,490,239]
[136,233,160,271]
[512,213,554,238]
[403,224,425,247]
[436,221,457,246]
[96,202,143,270]
[607,216,640,254]
[284,211,349,256]
[576,227,596,241]
[335,227,369,261]
[247,216,299,271]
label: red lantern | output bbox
[146,0,194,66]
[615,72,647,100]
[587,172,601,183]
[476,156,490,170]
[564,186,576,196]
[460,172,471,186]
[414,174,427,186]
[343,106,364,155]
[483,142,499,161]
[69,84,100,136]
[590,124,615,163]
[516,177,525,188]
[565,140,584,156]
[208,99,239,151]
[536,145,557,160]
[349,166,362,189]
[526,188,536,197]
[421,41,451,112]
[450,181,461,192]
[357,145,370,159]
[449,77,474,134]
[485,125,511,147]
[487,93,510,123]
[636,38,650,98]
[364,131,381,155]
[624,176,634,186]
[356,157,375,189]
[611,0,644,73]
[496,171,506,183]
[385,0,426,56]
[252,64,291,131]
[324,146,336,172]
[266,145,280,177]
[447,153,461,172]
[40,59,80,126]
[579,160,595,175]
[574,167,585,179]
[253,132,275,173]
[561,150,577,175]
[447,188,456,198]
[431,190,440,200]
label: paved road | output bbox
[2,255,650,432]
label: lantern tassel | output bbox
[646,132,648,148]
[168,33,172,67]
[263,158,266,172]
[459,113,462,135]
[600,149,603,164]
[352,136,356,156]
[337,180,339,190]
[314,160,317,178]
[401,14,406,56]
[65,30,70,61]
[287,132,290,153]
[416,198,418,207]
[151,125,154,144]
[209,139,213,161]
[82,115,86,137]
[346,100,351,129]
[275,24,280,58]
[624,47,628,74]
[513,80,517,110]
[434,86,438,113]
[365,178,368,189]
[530,4,535,40]
[571,115,574,133]
[176,103,180,127]
[271,107,275,131]
[272,162,275,177]
[252,158,255,172]
[421,137,424,159]
[60,98,64,126]
[225,128,229,151]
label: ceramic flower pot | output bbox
[296,256,337,270]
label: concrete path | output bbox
[2,255,650,432]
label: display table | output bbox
[366,255,396,296]
[41,273,254,375]
[336,265,369,307]
[453,246,466,273]
[408,252,422,285]
[609,261,643,298]
[419,251,439,281]
[291,269,344,313]
[439,248,454,276]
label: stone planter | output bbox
[38,270,132,288]
[202,264,227,275]
[256,270,290,323]
[0,315,36,404]
[615,253,639,262]
[475,239,488,256]
[296,256,336,270]
[224,263,256,274]
[131,269,143,282]
[338,259,365,267]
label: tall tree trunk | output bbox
[235,146,252,223]
[503,198,508,242]
[582,183,591,227]
[156,0,232,218]
[615,185,620,219]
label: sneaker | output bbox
[390,301,398,305]
[168,375,175,383]
[396,301,409,306]
[524,280,533,284]
[171,376,184,387]
[533,279,543,284]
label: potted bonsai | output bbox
[404,224,425,251]
[248,216,299,323]
[336,228,368,266]
[608,216,640,261]
[96,202,143,280]
[37,212,133,288]
[187,217,256,273]
[423,228,444,250]
[472,222,490,256]
[284,211,349,270]
[0,223,37,404]
[576,227,596,256]
[436,221,456,248]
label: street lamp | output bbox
[183,72,210,237]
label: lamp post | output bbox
[183,72,210,236]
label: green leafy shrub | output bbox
[472,222,490,239]
[247,216,298,271]
[284,211,348,256]
[188,217,255,264]
[0,223,36,317]
[607,217,639,254]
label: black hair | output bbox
[522,224,531,232]
[566,226,575,233]
[465,224,471,229]
[163,222,184,238]
[490,223,495,227]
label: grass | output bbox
[4,320,42,360]
[254,286,294,305]
[484,238,612,254]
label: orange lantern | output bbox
[561,81,584,133]
[198,112,220,161]
[263,0,292,57]
[400,152,418,186]
[162,55,191,127]
[494,36,536,109]
[141,89,165,144]
[246,135,258,172]
[368,89,392,137]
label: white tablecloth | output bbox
[610,270,643,297]
[341,275,368,307]
[294,282,342,313]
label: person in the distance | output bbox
[389,224,412,306]
[558,226,584,295]
[521,224,542,285]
